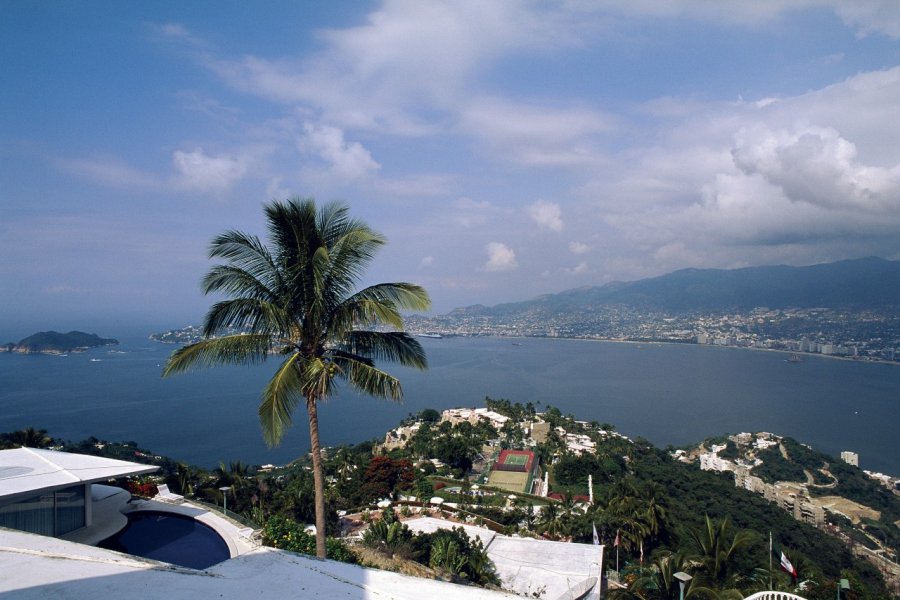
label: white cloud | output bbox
[460,96,613,167]
[299,123,380,181]
[420,256,434,267]
[483,242,517,272]
[565,261,589,275]
[600,1,900,38]
[528,200,564,231]
[55,156,159,190]
[569,241,590,254]
[265,177,292,200]
[731,124,900,213]
[452,197,494,228]
[593,66,900,275]
[374,173,454,197]
[172,147,249,192]
[833,1,900,39]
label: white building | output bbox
[441,407,510,429]
[0,447,158,540]
[840,451,859,467]
[699,452,734,473]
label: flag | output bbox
[780,551,797,578]
[614,530,620,547]
[780,550,798,579]
[592,523,600,546]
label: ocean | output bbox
[1,336,897,474]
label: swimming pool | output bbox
[99,510,230,569]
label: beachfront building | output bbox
[487,449,542,495]
[0,447,158,539]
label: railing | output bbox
[743,592,808,600]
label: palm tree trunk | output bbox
[306,395,327,559]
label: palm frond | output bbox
[323,228,385,300]
[350,282,431,311]
[202,265,275,300]
[343,331,428,369]
[202,298,292,338]
[208,230,283,292]
[338,283,431,329]
[341,358,403,400]
[162,334,272,375]
[259,353,304,447]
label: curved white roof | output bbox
[0,447,158,500]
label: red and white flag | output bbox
[780,551,798,579]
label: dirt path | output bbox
[778,442,789,460]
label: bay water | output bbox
[1,336,897,474]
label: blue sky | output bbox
[2,1,899,339]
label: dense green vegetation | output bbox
[752,445,807,483]
[360,507,499,586]
[2,330,118,352]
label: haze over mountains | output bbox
[450,257,900,317]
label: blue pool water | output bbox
[100,511,230,569]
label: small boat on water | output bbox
[417,333,442,339]
[786,353,804,363]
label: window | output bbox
[0,484,86,536]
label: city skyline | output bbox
[2,2,900,338]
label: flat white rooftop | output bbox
[403,517,602,599]
[0,447,158,499]
[0,527,518,599]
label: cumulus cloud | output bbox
[172,147,249,192]
[594,67,900,275]
[484,242,517,271]
[299,123,380,180]
[565,261,589,275]
[568,241,590,254]
[528,200,564,231]
[731,124,900,212]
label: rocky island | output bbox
[1,331,119,354]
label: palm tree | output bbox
[639,481,670,550]
[689,516,757,591]
[612,551,717,600]
[163,198,430,558]
[8,427,53,448]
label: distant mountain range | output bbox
[451,257,900,316]
[1,331,119,354]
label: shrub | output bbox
[262,515,355,564]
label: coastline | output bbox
[480,334,900,367]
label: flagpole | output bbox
[616,529,619,575]
[769,531,773,590]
